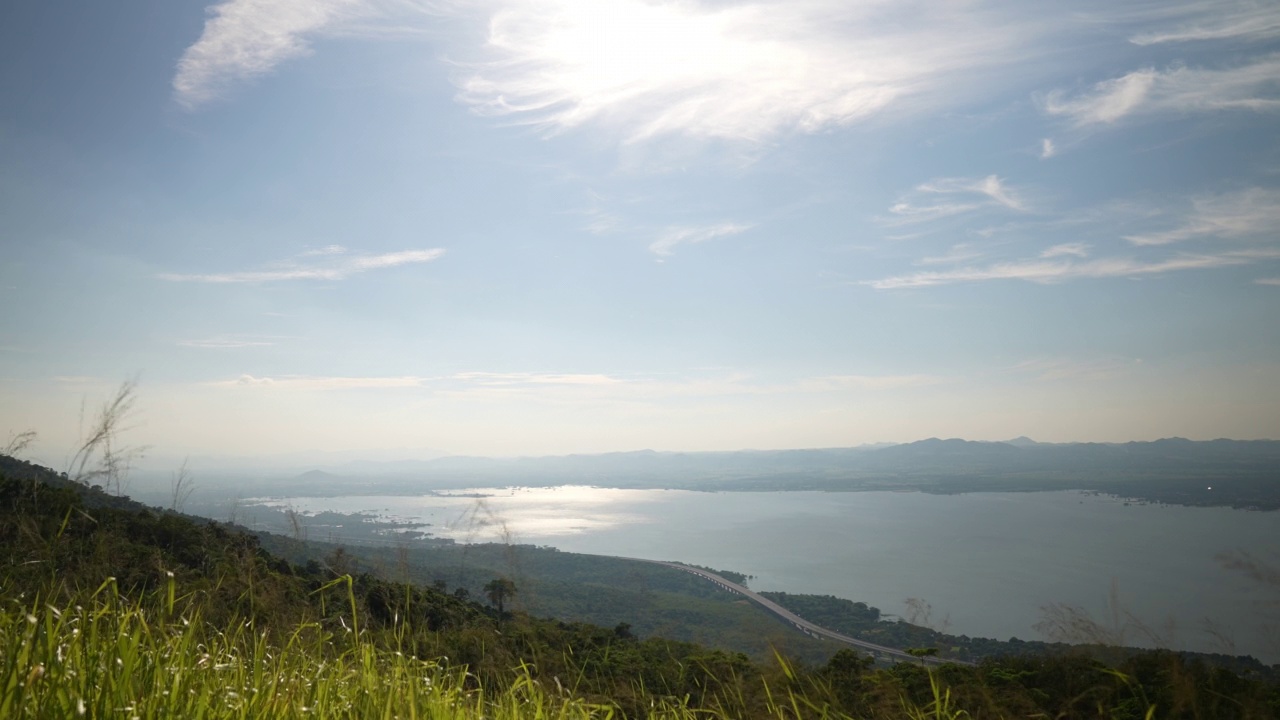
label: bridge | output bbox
[623,557,966,666]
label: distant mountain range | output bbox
[303,436,1280,478]
[253,438,1280,510]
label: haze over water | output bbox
[254,488,1280,664]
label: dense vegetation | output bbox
[3,455,1279,718]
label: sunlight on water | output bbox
[248,487,1280,663]
[251,485,674,541]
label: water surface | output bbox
[252,488,1280,662]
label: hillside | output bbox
[3,454,1279,718]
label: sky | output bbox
[2,0,1279,464]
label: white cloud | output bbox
[1041,243,1090,259]
[1256,277,1280,285]
[888,175,1026,223]
[1124,187,1280,245]
[451,372,623,386]
[210,369,945,400]
[866,253,1249,289]
[1045,70,1156,125]
[919,244,983,266]
[301,244,349,256]
[440,370,947,401]
[159,248,445,283]
[174,0,359,109]
[887,201,982,223]
[1129,3,1280,45]
[213,374,426,389]
[456,0,1050,142]
[796,374,944,391]
[1010,357,1137,382]
[174,0,1278,145]
[1040,138,1056,159]
[922,175,1025,211]
[1044,55,1280,127]
[1228,248,1280,260]
[649,223,751,257]
[179,338,276,349]
[173,0,445,108]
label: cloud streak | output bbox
[209,369,944,399]
[213,374,426,389]
[160,248,445,283]
[918,244,983,266]
[1041,243,1090,259]
[866,252,1251,290]
[649,223,751,257]
[1044,55,1280,127]
[1129,2,1280,45]
[888,175,1027,224]
[1124,188,1280,246]
[1010,356,1137,382]
[179,338,277,349]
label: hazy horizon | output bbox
[23,433,1280,477]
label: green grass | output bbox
[0,576,883,720]
[1,576,609,719]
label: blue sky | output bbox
[2,0,1278,462]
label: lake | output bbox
[249,487,1280,663]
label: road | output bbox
[626,557,965,666]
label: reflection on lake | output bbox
[249,487,1280,663]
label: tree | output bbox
[906,647,938,666]
[483,577,517,615]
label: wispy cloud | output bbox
[451,372,623,387]
[1043,55,1280,127]
[179,337,277,349]
[1010,357,1138,382]
[159,248,445,283]
[921,175,1025,211]
[1041,243,1090,259]
[172,0,442,109]
[888,175,1027,223]
[175,0,357,109]
[649,223,751,257]
[209,369,944,399]
[886,201,983,223]
[866,252,1249,290]
[212,374,427,389]
[437,370,946,401]
[918,244,983,266]
[1040,138,1056,159]
[795,374,944,391]
[1129,3,1280,45]
[1124,187,1280,245]
[300,244,349,257]
[1256,277,1280,286]
[52,376,103,385]
[456,0,1054,142]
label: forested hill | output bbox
[3,454,1278,718]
